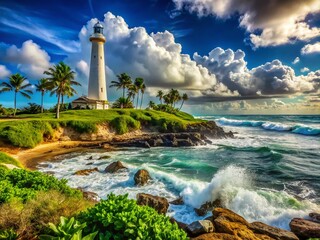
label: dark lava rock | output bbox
[195,199,223,216]
[136,193,169,214]
[250,221,299,240]
[134,169,151,186]
[170,196,184,205]
[170,218,188,231]
[87,156,93,160]
[74,167,98,176]
[98,155,111,160]
[187,220,215,237]
[105,161,127,173]
[290,218,320,239]
[309,212,320,222]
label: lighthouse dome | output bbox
[93,21,104,34]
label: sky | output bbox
[0,0,320,115]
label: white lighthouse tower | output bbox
[87,21,108,109]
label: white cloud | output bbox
[301,42,320,55]
[301,67,310,73]
[172,0,320,48]
[0,40,51,79]
[292,57,300,64]
[0,65,11,79]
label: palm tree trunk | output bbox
[136,92,140,109]
[140,93,144,109]
[41,91,44,113]
[56,93,61,119]
[121,87,125,109]
[14,91,17,117]
[160,98,162,104]
[179,100,184,110]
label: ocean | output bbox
[38,115,320,230]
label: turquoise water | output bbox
[38,115,320,230]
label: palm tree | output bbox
[110,73,132,108]
[179,93,189,110]
[134,78,144,109]
[127,84,138,103]
[44,62,80,119]
[140,83,146,109]
[156,90,164,104]
[112,97,134,109]
[148,101,155,109]
[0,73,33,116]
[35,78,48,113]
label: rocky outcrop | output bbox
[74,167,98,176]
[134,169,151,186]
[187,220,215,236]
[136,193,169,214]
[186,121,233,139]
[289,218,320,239]
[195,199,223,216]
[170,196,184,205]
[309,212,320,222]
[250,221,299,240]
[105,161,127,173]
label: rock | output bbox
[170,218,188,231]
[250,222,298,240]
[254,234,276,240]
[86,162,94,165]
[134,169,151,186]
[74,167,98,176]
[87,156,93,160]
[105,161,127,173]
[187,220,215,237]
[195,199,223,216]
[289,218,320,239]
[136,193,169,214]
[191,233,241,240]
[82,191,100,202]
[148,137,164,147]
[98,155,111,160]
[213,208,249,227]
[309,212,320,222]
[173,138,194,147]
[170,196,184,205]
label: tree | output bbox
[0,73,33,116]
[179,93,189,110]
[140,83,146,109]
[35,78,48,113]
[110,73,132,108]
[127,84,138,104]
[112,97,134,109]
[148,101,155,109]
[44,62,80,119]
[156,90,164,104]
[134,78,144,109]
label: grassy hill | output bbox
[0,109,203,148]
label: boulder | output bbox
[195,199,223,216]
[191,233,241,240]
[74,167,98,176]
[289,218,320,239]
[187,220,215,237]
[309,212,320,222]
[87,156,93,160]
[82,191,100,202]
[250,222,298,240]
[136,193,169,214]
[98,155,111,160]
[134,169,151,186]
[170,196,184,205]
[105,161,127,173]
[170,218,188,231]
[213,208,249,227]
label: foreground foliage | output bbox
[0,152,23,168]
[77,194,188,240]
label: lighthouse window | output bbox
[101,88,103,93]
[94,55,96,58]
[100,56,102,59]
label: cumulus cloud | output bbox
[292,57,300,64]
[301,67,310,73]
[0,65,11,79]
[0,40,51,79]
[301,42,320,55]
[172,0,320,48]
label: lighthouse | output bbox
[87,21,108,109]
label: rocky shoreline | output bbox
[77,161,320,240]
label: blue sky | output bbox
[0,0,320,114]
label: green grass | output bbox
[0,152,23,169]
[0,109,204,148]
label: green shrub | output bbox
[0,168,81,203]
[78,194,188,240]
[0,152,23,168]
[40,216,97,240]
[67,121,98,134]
[157,118,186,133]
[0,228,18,240]
[110,115,140,134]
